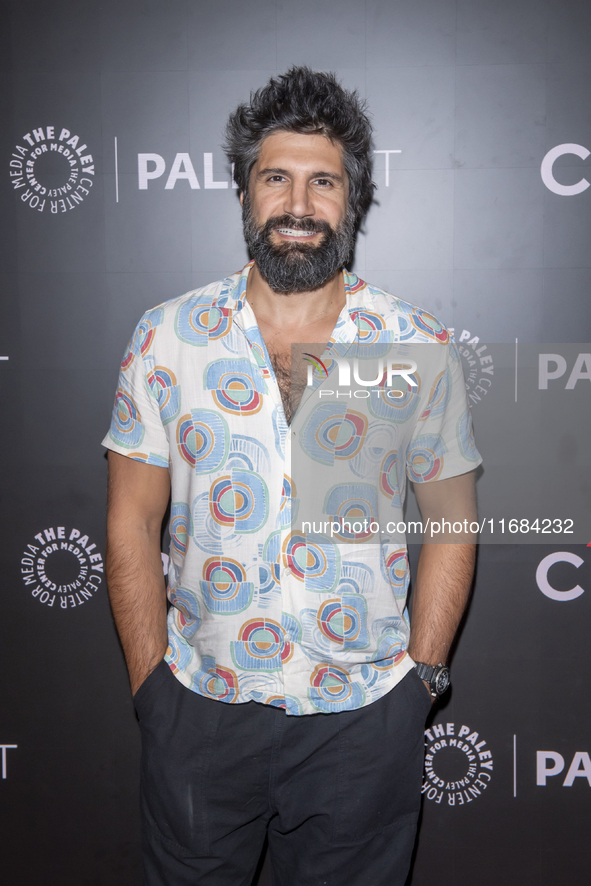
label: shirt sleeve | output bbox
[406,341,482,483]
[101,311,170,468]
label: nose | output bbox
[283,176,314,220]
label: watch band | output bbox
[414,662,437,683]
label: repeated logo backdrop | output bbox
[1,1,590,884]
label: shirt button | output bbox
[284,568,292,577]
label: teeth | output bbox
[276,228,315,237]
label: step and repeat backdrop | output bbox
[1,1,590,884]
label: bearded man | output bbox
[104,67,480,886]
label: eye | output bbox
[268,175,287,183]
[314,178,332,187]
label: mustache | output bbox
[262,215,334,237]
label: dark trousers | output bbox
[134,661,431,886]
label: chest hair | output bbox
[268,351,308,425]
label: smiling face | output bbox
[241,131,356,293]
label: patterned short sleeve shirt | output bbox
[103,262,481,715]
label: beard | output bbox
[242,196,356,294]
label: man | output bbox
[104,67,480,886]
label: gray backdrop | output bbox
[2,1,590,883]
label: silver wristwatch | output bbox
[414,662,450,699]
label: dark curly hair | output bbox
[224,66,375,225]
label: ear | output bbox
[239,191,244,206]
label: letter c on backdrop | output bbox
[536,552,585,601]
[541,143,590,196]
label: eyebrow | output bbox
[257,167,345,184]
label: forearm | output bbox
[408,542,476,665]
[106,525,168,695]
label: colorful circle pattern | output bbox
[177,411,228,473]
[197,657,239,702]
[175,299,210,346]
[407,434,445,483]
[309,663,365,713]
[282,532,339,591]
[120,336,136,370]
[209,471,268,533]
[380,451,399,499]
[111,389,145,448]
[231,618,293,671]
[200,578,254,614]
[167,634,192,674]
[410,308,449,342]
[203,556,246,584]
[243,619,288,661]
[350,310,386,344]
[323,484,378,542]
[206,305,232,339]
[211,372,262,416]
[334,411,368,460]
[300,403,348,465]
[138,308,163,354]
[249,341,272,379]
[169,586,201,640]
[258,562,279,596]
[209,476,235,525]
[170,502,192,557]
[279,474,297,527]
[367,382,419,423]
[384,549,408,595]
[176,415,197,467]
[200,556,254,613]
[147,365,180,424]
[317,597,366,646]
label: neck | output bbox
[245,263,346,332]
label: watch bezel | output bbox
[433,665,450,696]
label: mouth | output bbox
[274,227,319,240]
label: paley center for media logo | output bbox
[448,329,495,408]
[9,125,95,213]
[20,525,103,610]
[422,722,493,807]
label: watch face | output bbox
[434,667,450,695]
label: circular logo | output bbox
[422,721,493,807]
[20,526,103,609]
[450,329,495,408]
[9,125,95,214]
